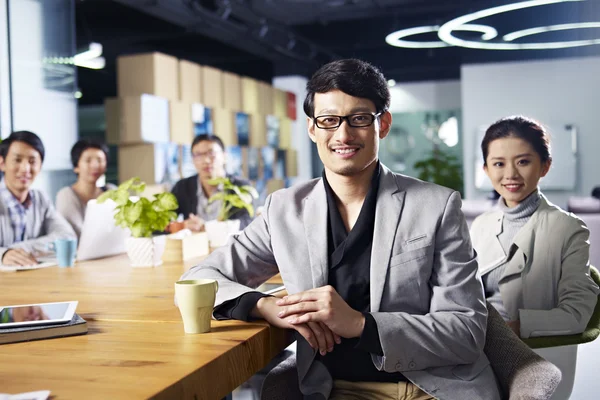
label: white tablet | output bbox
[0,301,78,328]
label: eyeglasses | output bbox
[192,150,221,160]
[313,112,382,130]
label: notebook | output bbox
[0,313,87,345]
[0,261,57,273]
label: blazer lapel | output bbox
[479,213,507,275]
[303,180,329,289]
[370,167,404,312]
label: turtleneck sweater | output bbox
[482,189,542,320]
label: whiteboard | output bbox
[475,123,577,191]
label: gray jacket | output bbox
[0,188,76,260]
[181,165,501,400]
[471,194,599,338]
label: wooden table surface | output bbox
[0,255,290,399]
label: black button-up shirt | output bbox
[318,163,405,382]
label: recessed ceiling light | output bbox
[387,79,396,87]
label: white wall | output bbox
[272,76,312,182]
[462,56,600,208]
[389,80,461,113]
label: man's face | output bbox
[0,141,42,195]
[308,90,391,177]
[191,140,226,181]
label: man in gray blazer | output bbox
[181,59,500,400]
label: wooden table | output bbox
[0,255,291,399]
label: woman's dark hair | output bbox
[303,59,390,118]
[191,134,225,152]
[481,116,552,166]
[71,139,109,168]
[592,186,600,200]
[0,130,45,161]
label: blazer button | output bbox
[408,361,416,369]
[395,362,403,370]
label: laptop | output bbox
[77,199,129,261]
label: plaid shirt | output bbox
[0,182,34,243]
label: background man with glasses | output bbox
[180,59,500,399]
[171,134,253,232]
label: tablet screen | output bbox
[0,301,77,328]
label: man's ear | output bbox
[378,111,392,140]
[307,117,317,144]
[0,156,5,173]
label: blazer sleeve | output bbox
[11,192,77,255]
[519,218,600,338]
[178,194,279,314]
[55,188,83,238]
[371,191,487,372]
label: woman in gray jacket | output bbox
[470,115,598,339]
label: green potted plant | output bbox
[413,148,464,196]
[204,177,258,247]
[97,177,179,267]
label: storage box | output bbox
[212,108,237,146]
[273,88,288,119]
[179,60,202,103]
[117,52,179,101]
[222,71,242,111]
[249,114,267,147]
[266,179,285,194]
[259,81,274,116]
[201,66,223,109]
[162,232,210,262]
[170,101,194,145]
[118,143,180,185]
[241,77,260,114]
[105,95,170,145]
[279,117,292,149]
[286,149,298,177]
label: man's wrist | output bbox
[353,311,366,338]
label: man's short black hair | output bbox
[70,138,110,168]
[191,134,225,152]
[303,59,390,118]
[0,130,45,161]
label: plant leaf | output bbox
[156,192,178,211]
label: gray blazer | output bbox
[470,194,599,338]
[0,189,76,260]
[182,165,501,400]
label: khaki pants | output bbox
[329,380,435,400]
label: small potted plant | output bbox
[204,177,258,247]
[97,177,179,267]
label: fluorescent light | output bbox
[437,0,600,50]
[503,22,600,41]
[386,24,497,49]
[74,42,103,62]
[75,57,105,70]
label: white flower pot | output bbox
[125,236,167,267]
[205,219,241,248]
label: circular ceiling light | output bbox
[385,24,497,49]
[437,0,600,50]
[503,22,600,41]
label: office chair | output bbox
[260,302,561,400]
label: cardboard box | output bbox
[118,143,180,185]
[266,179,285,194]
[201,66,223,109]
[273,88,288,119]
[259,81,274,116]
[212,108,237,146]
[279,117,292,149]
[286,149,298,177]
[178,60,202,103]
[117,52,179,101]
[222,71,242,111]
[170,101,193,145]
[105,95,170,145]
[241,77,260,114]
[249,114,267,147]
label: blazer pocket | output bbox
[452,354,490,381]
[389,246,431,268]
